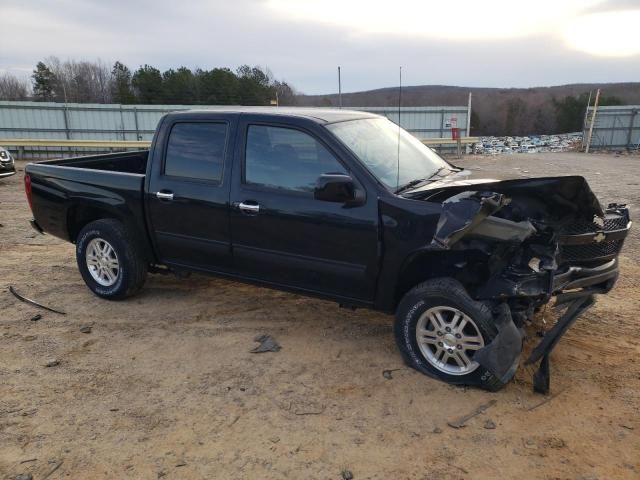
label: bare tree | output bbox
[44,56,112,103]
[0,73,30,100]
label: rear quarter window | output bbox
[164,122,228,182]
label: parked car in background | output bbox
[0,147,16,178]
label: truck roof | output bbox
[168,107,379,124]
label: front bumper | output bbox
[477,205,631,393]
[0,158,16,177]
[523,207,631,393]
[553,258,619,293]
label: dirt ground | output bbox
[1,152,639,479]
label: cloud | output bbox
[563,10,640,56]
[1,0,638,94]
[267,0,604,39]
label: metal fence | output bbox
[350,106,469,140]
[0,101,470,159]
[583,105,640,151]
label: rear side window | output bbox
[164,122,227,181]
[245,125,346,193]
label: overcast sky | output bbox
[1,0,639,94]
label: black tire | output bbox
[394,278,507,391]
[76,219,147,300]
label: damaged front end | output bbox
[413,176,632,393]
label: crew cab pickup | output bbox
[24,108,632,392]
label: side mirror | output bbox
[314,174,364,205]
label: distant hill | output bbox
[296,83,640,136]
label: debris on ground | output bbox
[294,406,326,416]
[432,427,443,434]
[341,469,354,480]
[484,419,497,429]
[527,388,568,411]
[447,400,497,429]
[250,334,281,353]
[30,314,42,322]
[9,286,66,315]
[79,325,93,334]
[44,359,60,367]
[15,474,33,480]
[382,368,402,380]
[42,460,63,479]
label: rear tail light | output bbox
[24,174,33,211]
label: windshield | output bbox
[326,117,451,190]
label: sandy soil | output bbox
[1,152,639,479]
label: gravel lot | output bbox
[1,152,639,479]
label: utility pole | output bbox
[581,90,592,150]
[585,88,600,153]
[338,66,342,108]
[466,92,472,138]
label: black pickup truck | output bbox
[24,108,631,392]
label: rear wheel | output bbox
[394,278,508,391]
[76,219,147,300]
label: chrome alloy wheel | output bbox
[416,306,485,376]
[85,238,120,287]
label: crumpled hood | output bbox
[408,175,604,223]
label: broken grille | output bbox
[560,239,625,262]
[564,215,628,234]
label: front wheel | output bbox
[394,278,508,391]
[76,219,147,300]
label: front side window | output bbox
[164,122,228,181]
[245,125,346,193]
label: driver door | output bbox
[229,118,379,301]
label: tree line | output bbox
[299,85,629,136]
[0,57,297,106]
[0,60,630,135]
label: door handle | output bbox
[238,202,260,214]
[156,191,174,201]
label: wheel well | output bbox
[67,206,119,243]
[394,250,485,309]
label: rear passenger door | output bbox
[229,117,379,301]
[147,114,236,271]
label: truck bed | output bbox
[25,150,151,246]
[42,150,149,174]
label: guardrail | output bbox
[0,139,151,160]
[0,139,150,148]
[0,137,480,160]
[422,137,479,145]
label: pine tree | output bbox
[132,65,163,104]
[111,61,135,104]
[32,62,56,101]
